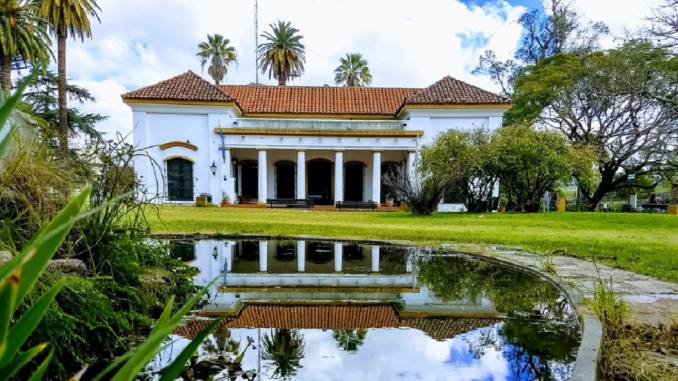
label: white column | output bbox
[259,240,268,272]
[334,242,343,272]
[372,151,381,203]
[296,150,306,199]
[225,241,234,272]
[335,151,344,203]
[223,149,232,178]
[407,151,416,180]
[297,240,306,272]
[371,245,380,273]
[405,252,414,273]
[223,149,236,203]
[258,150,268,203]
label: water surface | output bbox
[147,237,580,381]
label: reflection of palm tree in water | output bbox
[332,329,367,352]
[202,325,241,357]
[261,329,305,379]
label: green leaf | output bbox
[0,272,19,359]
[0,188,90,302]
[0,71,36,133]
[107,280,215,381]
[0,342,47,381]
[26,347,53,381]
[2,279,66,366]
[158,318,224,381]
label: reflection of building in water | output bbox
[175,304,499,343]
[175,239,498,318]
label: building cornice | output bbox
[214,128,423,138]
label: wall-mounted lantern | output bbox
[210,161,217,176]
[212,246,218,260]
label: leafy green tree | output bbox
[492,124,594,212]
[0,0,51,94]
[24,70,106,142]
[262,328,305,379]
[473,0,606,97]
[332,329,367,352]
[196,34,237,85]
[257,21,305,86]
[421,129,497,212]
[334,53,372,87]
[38,0,100,153]
[508,41,678,209]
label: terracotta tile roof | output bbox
[174,304,498,342]
[406,76,509,105]
[219,85,417,116]
[121,71,233,103]
[225,304,400,329]
[122,72,509,114]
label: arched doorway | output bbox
[307,159,333,205]
[275,161,295,199]
[240,160,258,201]
[381,161,402,203]
[344,161,365,202]
[166,157,193,201]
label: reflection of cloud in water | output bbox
[221,327,512,381]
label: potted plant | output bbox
[385,193,395,207]
[498,195,508,213]
[221,193,231,207]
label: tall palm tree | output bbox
[332,329,367,352]
[257,21,305,86]
[196,34,237,85]
[38,0,100,153]
[0,0,51,94]
[334,53,372,87]
[261,328,305,379]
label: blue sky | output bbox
[62,0,655,140]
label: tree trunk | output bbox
[0,53,11,96]
[586,169,616,211]
[57,33,69,154]
[278,74,285,86]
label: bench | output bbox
[267,198,313,209]
[641,203,668,211]
[336,201,379,210]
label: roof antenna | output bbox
[254,0,259,84]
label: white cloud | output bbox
[61,0,658,138]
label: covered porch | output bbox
[222,147,416,207]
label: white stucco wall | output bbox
[130,102,505,210]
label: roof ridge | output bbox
[219,84,423,91]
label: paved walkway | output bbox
[483,246,678,326]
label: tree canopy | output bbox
[257,21,305,86]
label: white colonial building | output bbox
[123,71,509,211]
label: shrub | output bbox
[493,124,595,212]
[421,129,497,212]
[382,166,450,215]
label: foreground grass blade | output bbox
[4,279,66,363]
[0,126,15,158]
[0,271,19,357]
[27,348,53,381]
[0,343,47,381]
[106,280,216,381]
[0,72,35,134]
[0,188,91,302]
[159,318,224,381]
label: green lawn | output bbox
[149,206,678,282]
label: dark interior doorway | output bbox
[344,162,364,202]
[166,157,193,201]
[381,161,402,203]
[275,161,295,199]
[307,159,333,205]
[240,160,258,201]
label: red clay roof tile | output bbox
[121,71,233,103]
[122,72,509,115]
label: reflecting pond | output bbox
[146,238,581,381]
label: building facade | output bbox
[123,71,509,211]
